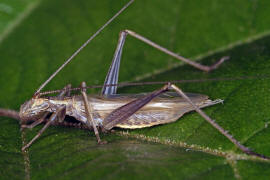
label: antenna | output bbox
[35,0,134,95]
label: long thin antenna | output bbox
[37,75,270,96]
[35,0,134,95]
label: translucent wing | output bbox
[98,91,222,130]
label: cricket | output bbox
[0,0,268,160]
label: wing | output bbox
[100,86,222,130]
[116,98,222,128]
[96,97,222,129]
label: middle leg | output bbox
[81,82,106,144]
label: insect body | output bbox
[20,92,222,129]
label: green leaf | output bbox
[0,0,40,43]
[1,0,270,179]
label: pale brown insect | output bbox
[0,0,268,160]
[20,92,222,129]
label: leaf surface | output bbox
[1,0,270,179]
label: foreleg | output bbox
[22,106,66,151]
[21,84,71,150]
